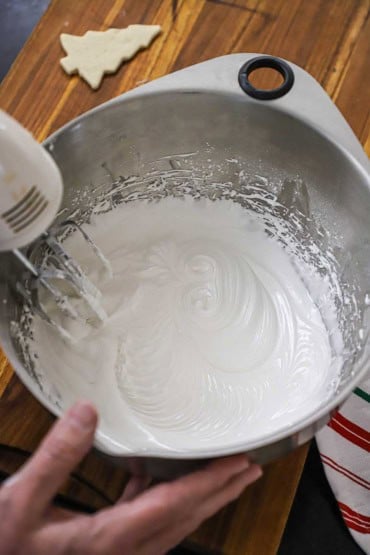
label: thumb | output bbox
[6,401,97,519]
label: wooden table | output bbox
[0,1,369,553]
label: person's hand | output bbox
[0,402,262,555]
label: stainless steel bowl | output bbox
[1,54,369,478]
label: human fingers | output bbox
[190,462,262,523]
[86,454,251,552]
[34,456,255,555]
[141,454,252,513]
[128,464,263,555]
[43,506,77,523]
[5,401,97,520]
[119,475,153,503]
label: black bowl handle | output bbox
[238,56,294,100]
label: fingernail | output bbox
[68,401,97,430]
[233,454,250,471]
[248,464,263,480]
[2,473,21,489]
[256,466,263,479]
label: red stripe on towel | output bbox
[321,454,370,490]
[328,413,370,452]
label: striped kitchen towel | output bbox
[316,376,370,554]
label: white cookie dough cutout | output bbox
[60,25,162,89]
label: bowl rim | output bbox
[11,87,369,459]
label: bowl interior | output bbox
[1,91,370,457]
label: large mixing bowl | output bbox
[0,55,369,478]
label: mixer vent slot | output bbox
[1,186,49,234]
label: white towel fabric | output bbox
[316,376,370,554]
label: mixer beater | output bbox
[0,110,108,339]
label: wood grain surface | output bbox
[0,1,369,553]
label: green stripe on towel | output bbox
[354,388,370,403]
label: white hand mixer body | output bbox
[0,110,63,251]
[0,111,107,339]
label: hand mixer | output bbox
[0,110,108,339]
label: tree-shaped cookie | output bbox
[60,25,161,89]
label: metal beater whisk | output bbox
[0,110,108,339]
